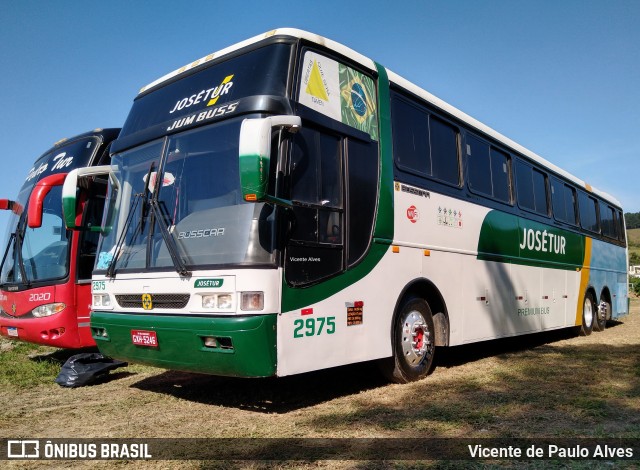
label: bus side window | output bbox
[346,138,377,266]
[286,126,344,286]
[78,177,107,280]
[515,160,549,216]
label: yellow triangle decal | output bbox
[305,60,329,101]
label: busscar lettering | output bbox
[519,228,566,254]
[178,228,225,239]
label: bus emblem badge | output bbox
[406,205,420,224]
[142,294,153,310]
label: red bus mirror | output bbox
[27,173,67,228]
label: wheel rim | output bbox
[401,309,432,366]
[583,297,593,327]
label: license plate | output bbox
[7,327,18,337]
[131,330,158,347]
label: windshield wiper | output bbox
[148,199,191,277]
[106,192,142,278]
[106,161,156,278]
[0,232,16,287]
[140,162,155,232]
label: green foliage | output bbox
[0,339,61,388]
[631,251,640,266]
[631,277,640,296]
[625,212,640,229]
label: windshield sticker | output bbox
[299,52,378,141]
[169,74,235,114]
[96,251,114,270]
[144,171,175,192]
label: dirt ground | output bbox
[1,298,638,468]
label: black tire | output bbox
[579,291,595,336]
[593,297,609,332]
[379,297,436,383]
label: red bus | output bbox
[0,129,119,348]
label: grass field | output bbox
[1,299,638,469]
[629,229,640,262]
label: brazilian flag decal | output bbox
[339,66,378,141]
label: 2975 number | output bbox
[293,316,336,338]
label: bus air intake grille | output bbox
[115,294,190,309]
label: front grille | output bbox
[115,294,190,309]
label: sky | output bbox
[0,0,638,237]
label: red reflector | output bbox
[354,301,364,308]
[301,308,313,316]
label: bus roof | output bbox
[138,28,621,209]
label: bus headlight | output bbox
[241,292,264,311]
[93,294,112,308]
[201,294,234,310]
[32,303,66,318]
[217,294,233,309]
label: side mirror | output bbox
[0,199,22,215]
[27,173,67,228]
[238,115,301,205]
[62,165,117,231]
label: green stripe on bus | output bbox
[477,210,585,269]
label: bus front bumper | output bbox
[0,311,87,349]
[91,311,277,377]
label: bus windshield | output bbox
[96,119,277,273]
[0,137,99,286]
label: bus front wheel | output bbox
[380,297,436,383]
[579,291,595,336]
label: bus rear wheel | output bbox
[579,291,595,336]
[593,297,609,332]
[380,297,436,383]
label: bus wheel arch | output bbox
[379,278,449,383]
[594,287,611,332]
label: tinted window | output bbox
[467,135,492,196]
[578,191,599,233]
[286,127,345,286]
[600,202,617,238]
[617,210,626,243]
[120,44,292,139]
[347,138,378,266]
[551,178,574,224]
[491,148,511,203]
[429,116,459,184]
[391,95,460,185]
[467,135,511,203]
[392,98,429,176]
[516,160,548,215]
[532,169,548,215]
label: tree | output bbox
[625,212,640,229]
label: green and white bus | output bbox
[63,29,629,382]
